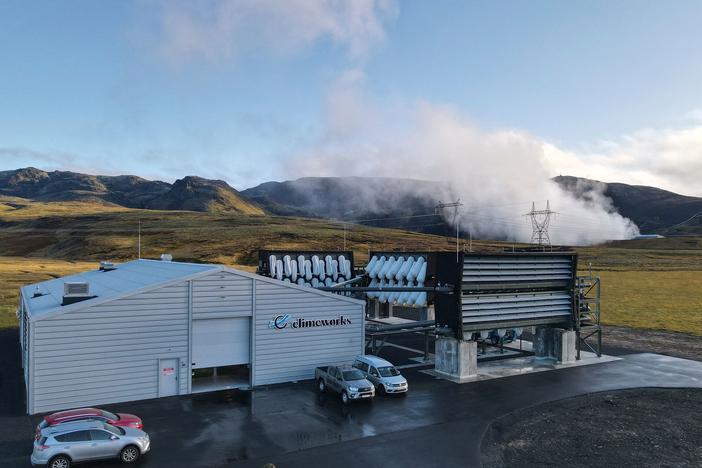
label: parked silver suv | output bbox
[31,420,150,468]
[353,355,408,394]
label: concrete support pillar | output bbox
[534,327,576,363]
[435,336,477,380]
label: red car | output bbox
[35,408,143,439]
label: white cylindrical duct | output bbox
[283,255,292,276]
[380,257,396,279]
[396,256,414,281]
[319,262,326,280]
[290,261,298,282]
[312,256,320,276]
[370,256,386,278]
[269,255,277,277]
[387,257,403,280]
[331,259,339,281]
[414,292,427,307]
[304,260,313,281]
[297,255,305,274]
[398,291,410,306]
[407,257,425,282]
[275,260,284,281]
[416,262,428,283]
[367,278,378,298]
[365,256,379,274]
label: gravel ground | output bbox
[481,388,702,468]
[602,325,702,361]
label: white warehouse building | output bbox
[17,259,365,414]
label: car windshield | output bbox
[342,370,365,381]
[103,424,125,436]
[378,366,400,377]
[99,410,119,420]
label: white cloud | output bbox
[149,0,398,65]
[543,123,702,197]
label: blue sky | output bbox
[1,0,701,193]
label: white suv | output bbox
[353,355,408,395]
[31,420,150,468]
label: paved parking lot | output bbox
[2,329,702,467]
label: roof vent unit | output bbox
[62,282,94,306]
[160,254,173,262]
[99,261,116,271]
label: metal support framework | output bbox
[575,275,602,359]
[525,201,556,246]
[365,321,436,361]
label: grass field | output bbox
[0,258,95,328]
[0,198,700,335]
[597,270,702,335]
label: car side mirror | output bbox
[110,435,118,440]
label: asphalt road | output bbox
[2,329,702,468]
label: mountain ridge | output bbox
[2,167,702,235]
[0,167,265,215]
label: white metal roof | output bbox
[22,258,364,321]
[22,259,219,320]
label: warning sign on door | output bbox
[162,367,175,375]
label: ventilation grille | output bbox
[64,282,90,297]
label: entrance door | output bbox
[192,318,250,369]
[158,358,179,397]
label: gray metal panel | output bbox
[461,291,572,331]
[192,272,253,318]
[30,282,190,414]
[462,255,574,288]
[252,280,364,386]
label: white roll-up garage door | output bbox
[192,318,250,369]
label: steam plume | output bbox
[285,73,639,245]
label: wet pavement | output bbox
[1,329,702,467]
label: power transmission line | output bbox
[435,199,463,260]
[525,201,556,246]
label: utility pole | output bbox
[525,201,556,246]
[343,223,347,250]
[435,200,464,261]
[138,219,141,259]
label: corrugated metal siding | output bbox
[192,272,252,319]
[31,283,189,414]
[253,280,363,386]
[461,291,572,331]
[462,255,574,290]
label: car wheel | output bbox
[120,445,140,464]
[49,456,71,468]
[341,391,350,405]
[318,379,326,393]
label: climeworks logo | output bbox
[268,314,352,330]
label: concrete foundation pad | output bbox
[424,344,620,383]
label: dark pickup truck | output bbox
[315,365,375,404]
